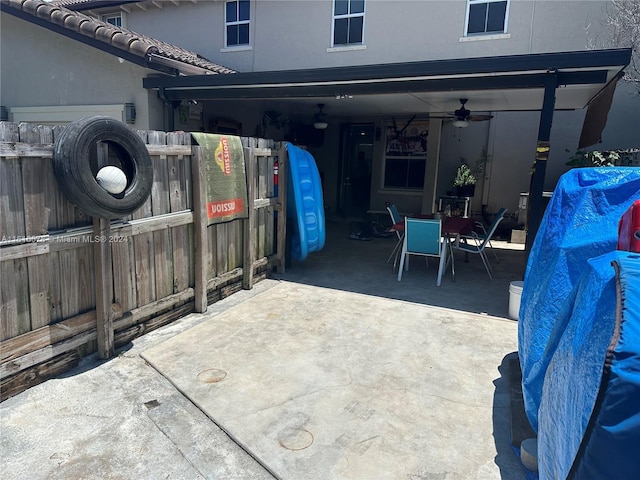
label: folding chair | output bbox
[454,208,506,279]
[462,208,507,263]
[397,218,449,286]
[386,204,404,268]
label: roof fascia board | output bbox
[143,49,632,90]
[56,1,138,11]
[151,70,609,101]
[1,3,179,76]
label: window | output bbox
[332,0,365,46]
[101,13,123,28]
[384,158,426,189]
[225,0,250,47]
[465,0,508,35]
[383,120,428,190]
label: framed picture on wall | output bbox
[385,118,428,156]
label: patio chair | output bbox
[386,203,404,267]
[462,208,507,263]
[397,218,449,286]
[454,208,506,279]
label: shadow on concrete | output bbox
[493,352,530,479]
[274,218,527,319]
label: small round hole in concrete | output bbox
[196,368,227,383]
[278,428,314,451]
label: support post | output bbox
[243,147,256,289]
[191,146,208,313]
[93,217,114,359]
[526,73,557,254]
[276,145,288,273]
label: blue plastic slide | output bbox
[285,143,326,261]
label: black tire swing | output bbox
[53,116,153,219]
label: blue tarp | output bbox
[518,167,640,479]
[537,250,618,479]
[570,254,640,479]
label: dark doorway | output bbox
[337,123,374,218]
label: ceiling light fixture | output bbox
[452,119,470,128]
[313,103,328,130]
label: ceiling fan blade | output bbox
[428,114,455,119]
[468,115,494,121]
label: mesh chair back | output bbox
[478,208,507,248]
[387,204,401,224]
[387,204,403,239]
[405,218,442,256]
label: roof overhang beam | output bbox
[147,70,610,102]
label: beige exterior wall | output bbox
[3,1,634,222]
[123,0,609,72]
[118,0,633,219]
[0,13,163,130]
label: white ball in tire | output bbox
[96,166,127,194]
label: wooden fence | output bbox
[0,121,287,400]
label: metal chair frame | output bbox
[455,208,507,279]
[397,217,450,286]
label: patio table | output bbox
[390,215,475,238]
[390,216,476,281]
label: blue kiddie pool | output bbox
[285,143,326,261]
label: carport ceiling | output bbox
[144,48,632,119]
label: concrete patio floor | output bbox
[0,218,529,479]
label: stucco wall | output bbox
[122,0,610,73]
[4,1,632,224]
[0,13,163,130]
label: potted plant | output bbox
[453,163,476,197]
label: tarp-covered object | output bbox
[568,254,640,479]
[535,252,640,478]
[518,168,640,433]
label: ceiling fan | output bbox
[313,103,328,130]
[430,98,493,127]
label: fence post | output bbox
[94,217,114,359]
[243,147,256,289]
[191,146,208,313]
[276,144,288,274]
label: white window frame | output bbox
[101,12,125,28]
[224,0,251,48]
[331,0,366,47]
[464,0,510,37]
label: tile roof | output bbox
[49,0,138,9]
[1,0,235,75]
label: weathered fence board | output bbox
[23,148,52,330]
[0,121,286,399]
[112,237,137,314]
[191,147,208,313]
[151,153,173,300]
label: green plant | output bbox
[453,164,476,186]
[565,149,620,167]
[454,148,491,186]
